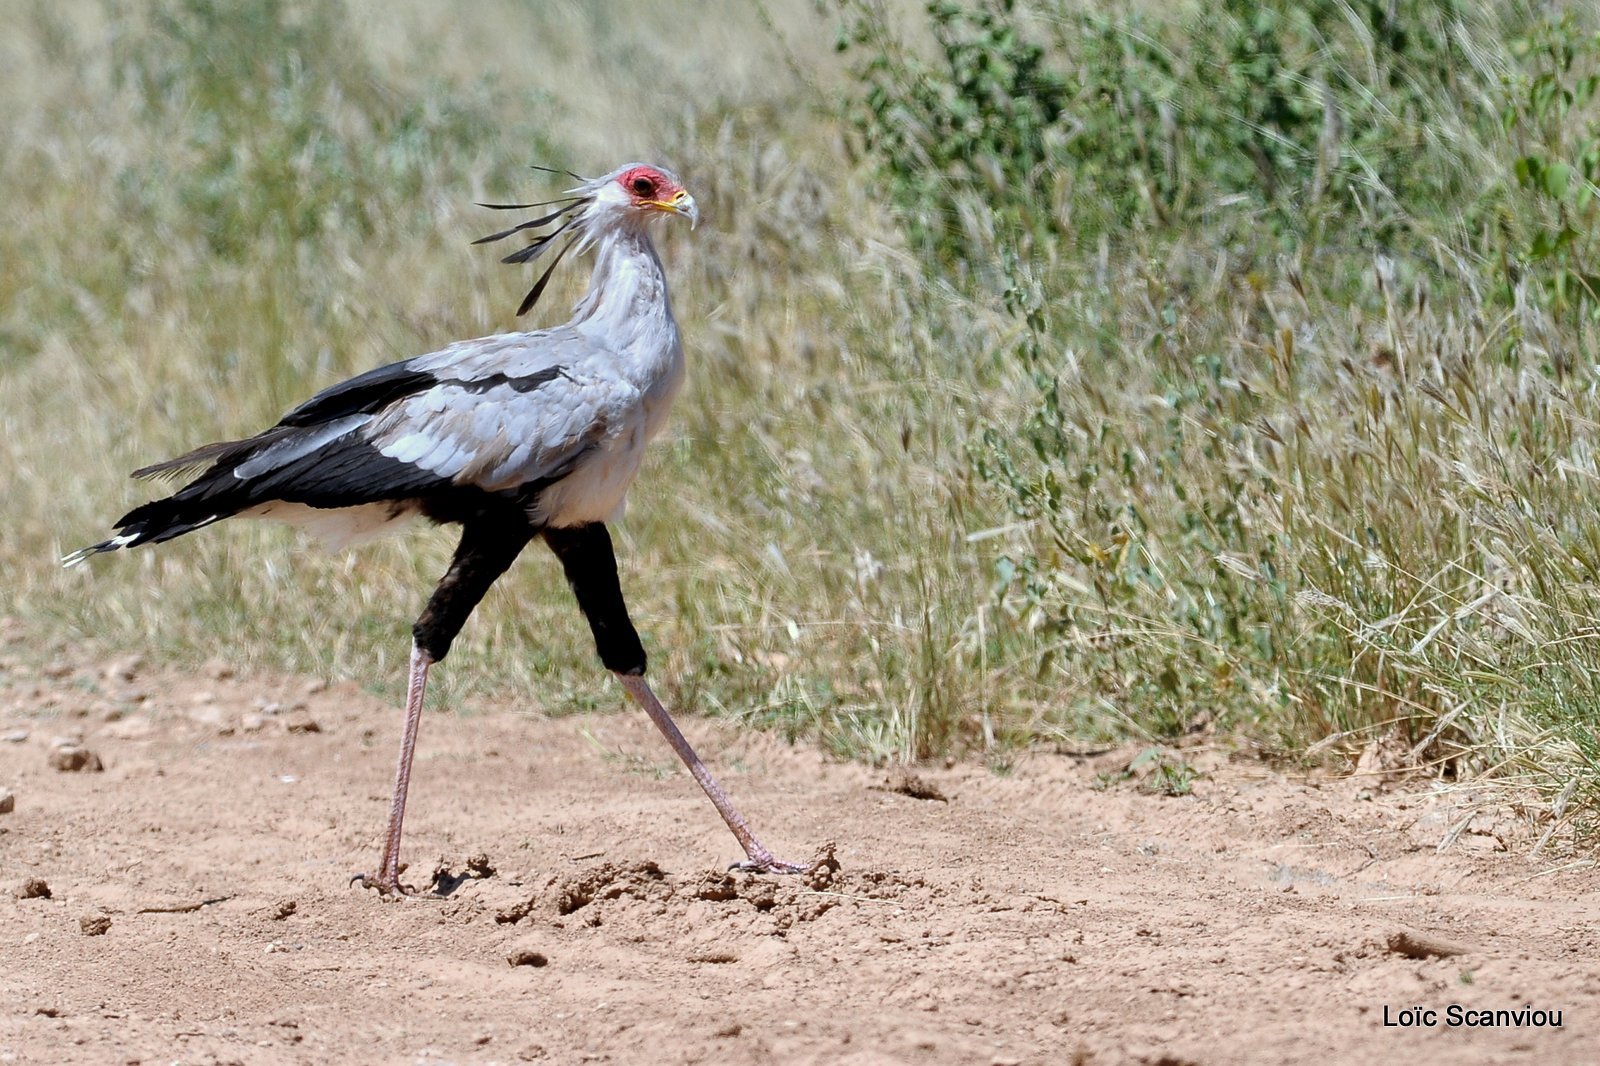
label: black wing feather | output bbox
[279,359,438,427]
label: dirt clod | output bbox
[551,860,664,915]
[15,878,50,899]
[79,914,112,936]
[507,944,549,968]
[689,873,739,902]
[0,788,14,814]
[880,770,949,803]
[1385,929,1477,959]
[259,898,297,921]
[803,841,841,890]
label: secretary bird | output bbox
[67,162,807,895]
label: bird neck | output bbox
[570,225,680,364]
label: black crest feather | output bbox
[516,237,579,317]
[475,170,595,318]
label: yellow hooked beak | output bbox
[647,189,699,229]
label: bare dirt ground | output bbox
[2,635,1597,1066]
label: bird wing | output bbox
[365,332,632,494]
[101,328,631,553]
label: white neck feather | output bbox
[568,221,686,426]
[571,226,675,348]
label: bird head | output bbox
[475,161,698,316]
[590,163,699,230]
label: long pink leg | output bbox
[355,643,433,895]
[615,672,806,874]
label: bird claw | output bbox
[348,871,437,900]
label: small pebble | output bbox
[0,788,14,814]
[187,705,227,730]
[103,654,145,682]
[2,728,29,743]
[103,716,153,741]
[48,746,104,773]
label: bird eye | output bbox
[630,176,656,196]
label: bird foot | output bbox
[728,853,811,876]
[732,840,840,882]
[348,868,440,901]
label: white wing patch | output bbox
[367,373,634,494]
[379,432,432,465]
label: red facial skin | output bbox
[617,165,682,206]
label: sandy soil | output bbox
[2,637,1596,1066]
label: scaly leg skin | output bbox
[616,672,808,875]
[352,644,436,898]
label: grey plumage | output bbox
[67,225,683,557]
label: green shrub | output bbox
[842,0,1600,826]
[837,0,1495,265]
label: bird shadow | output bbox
[425,852,498,898]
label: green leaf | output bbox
[1544,161,1572,200]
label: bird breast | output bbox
[534,415,651,527]
[535,345,684,528]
